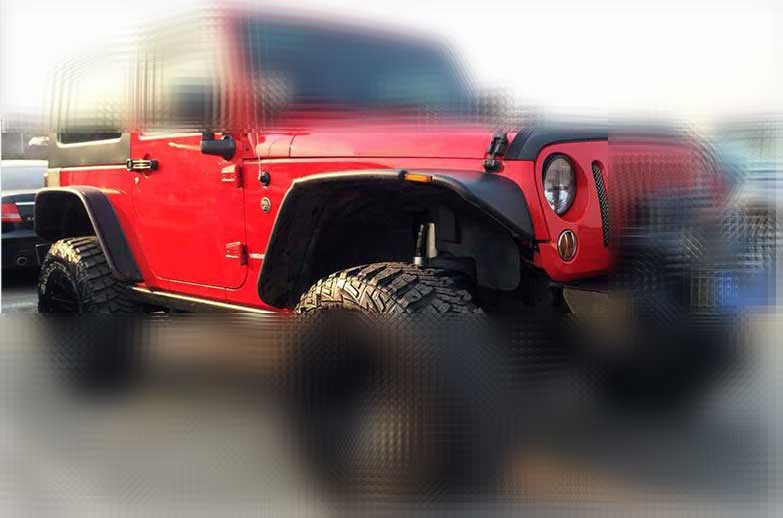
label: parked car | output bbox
[711,129,780,308]
[2,160,47,270]
[34,9,742,494]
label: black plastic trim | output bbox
[507,128,608,161]
[257,168,535,308]
[35,187,143,282]
[591,161,611,247]
[200,135,236,160]
[428,172,534,239]
[557,275,609,293]
[506,123,694,162]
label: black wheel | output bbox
[38,237,142,390]
[291,263,504,498]
[295,262,480,315]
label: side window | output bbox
[136,21,220,131]
[51,49,131,136]
[160,58,217,130]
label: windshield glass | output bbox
[242,19,473,113]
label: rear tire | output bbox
[38,237,139,314]
[38,237,142,390]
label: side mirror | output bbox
[200,133,236,160]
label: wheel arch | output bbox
[35,187,143,282]
[258,169,536,309]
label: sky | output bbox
[1,0,781,127]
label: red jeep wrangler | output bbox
[35,9,735,493]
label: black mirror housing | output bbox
[201,134,236,160]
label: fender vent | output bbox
[592,161,610,247]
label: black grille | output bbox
[592,162,610,247]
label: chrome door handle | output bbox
[126,158,158,172]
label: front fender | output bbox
[257,169,534,308]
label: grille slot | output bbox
[592,161,610,247]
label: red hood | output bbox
[290,132,492,159]
[286,124,515,160]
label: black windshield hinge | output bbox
[483,131,509,173]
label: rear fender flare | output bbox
[35,187,142,282]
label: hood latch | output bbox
[483,131,508,173]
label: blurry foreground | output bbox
[1,1,781,514]
[0,312,773,514]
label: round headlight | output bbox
[543,155,576,216]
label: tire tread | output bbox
[295,262,479,314]
[38,237,139,314]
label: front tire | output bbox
[295,262,480,314]
[292,263,503,497]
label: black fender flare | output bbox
[35,187,143,282]
[257,169,535,308]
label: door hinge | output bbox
[221,164,243,188]
[225,242,248,265]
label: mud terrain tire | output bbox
[38,237,141,390]
[38,237,139,314]
[291,263,505,498]
[295,262,480,314]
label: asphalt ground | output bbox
[0,267,777,515]
[1,268,38,313]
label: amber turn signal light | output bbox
[403,172,433,184]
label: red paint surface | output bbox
[57,128,718,308]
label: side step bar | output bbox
[130,287,276,314]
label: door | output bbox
[129,132,247,289]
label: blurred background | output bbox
[2,0,782,122]
[1,0,781,515]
